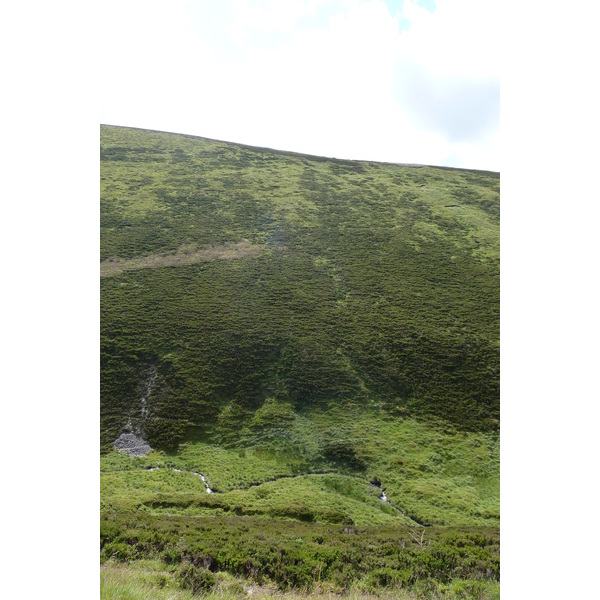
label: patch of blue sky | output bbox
[384,0,436,32]
[417,0,436,12]
[384,0,436,16]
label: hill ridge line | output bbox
[100,124,499,174]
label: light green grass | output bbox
[101,561,500,599]
[102,410,498,528]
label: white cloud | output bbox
[391,0,500,166]
[229,0,336,40]
[396,0,500,79]
[99,0,500,170]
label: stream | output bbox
[146,466,213,493]
[371,483,388,502]
[136,464,428,525]
[143,466,389,503]
[195,472,214,493]
[115,367,420,519]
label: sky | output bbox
[99,0,500,170]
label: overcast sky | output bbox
[99,0,500,170]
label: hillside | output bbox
[100,125,499,596]
[101,125,498,447]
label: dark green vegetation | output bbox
[101,513,498,594]
[101,125,499,596]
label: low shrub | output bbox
[102,541,137,562]
[366,567,414,589]
[176,563,216,594]
[161,546,183,565]
[100,509,499,592]
[271,502,315,521]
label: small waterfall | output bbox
[195,473,214,493]
[141,366,157,418]
[370,482,388,503]
[143,466,214,493]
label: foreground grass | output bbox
[101,561,500,599]
[101,561,197,600]
[101,510,498,591]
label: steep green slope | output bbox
[101,125,499,453]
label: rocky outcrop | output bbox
[113,432,152,456]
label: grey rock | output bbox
[113,432,152,457]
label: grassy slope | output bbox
[100,125,499,594]
[101,125,499,446]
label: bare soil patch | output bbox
[101,241,263,277]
